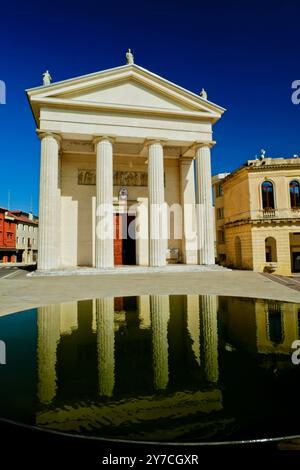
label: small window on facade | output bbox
[262,181,275,209]
[290,180,300,208]
[217,208,224,219]
[217,184,223,197]
[218,230,225,243]
[265,237,277,262]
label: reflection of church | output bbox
[36,295,300,440]
[36,295,222,440]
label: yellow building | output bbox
[212,156,300,275]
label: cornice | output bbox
[32,96,220,121]
[224,217,300,228]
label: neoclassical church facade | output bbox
[27,52,225,271]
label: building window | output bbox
[217,208,224,219]
[22,237,25,244]
[290,180,300,209]
[216,183,223,197]
[16,237,19,244]
[262,181,275,209]
[18,223,22,231]
[265,237,277,262]
[218,230,225,243]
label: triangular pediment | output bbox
[27,64,225,121]
[57,78,199,112]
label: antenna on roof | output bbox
[7,190,11,210]
[29,196,33,213]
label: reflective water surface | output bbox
[1,295,300,443]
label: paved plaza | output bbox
[0,269,300,316]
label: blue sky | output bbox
[0,0,299,213]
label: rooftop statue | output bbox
[200,88,208,100]
[126,48,134,65]
[43,70,52,86]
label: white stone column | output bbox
[148,141,166,267]
[200,295,219,383]
[150,295,170,390]
[37,305,61,404]
[94,137,114,268]
[195,145,215,265]
[96,297,115,397]
[38,132,61,270]
[180,157,198,264]
[135,198,149,266]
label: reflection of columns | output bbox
[94,137,114,268]
[148,141,166,267]
[37,132,61,270]
[96,297,115,397]
[60,302,78,335]
[195,145,215,265]
[150,295,170,390]
[138,295,151,329]
[92,299,97,333]
[200,295,219,383]
[37,305,61,404]
[180,157,198,264]
[186,295,200,365]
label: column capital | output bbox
[179,156,194,164]
[37,130,62,146]
[194,141,216,152]
[146,138,167,147]
[93,135,115,146]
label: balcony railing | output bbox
[262,208,276,218]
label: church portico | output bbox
[27,52,225,272]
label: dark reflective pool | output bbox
[1,295,300,443]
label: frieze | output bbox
[78,169,149,186]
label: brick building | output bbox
[0,208,17,262]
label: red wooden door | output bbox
[114,214,123,265]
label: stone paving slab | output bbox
[1,270,300,317]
